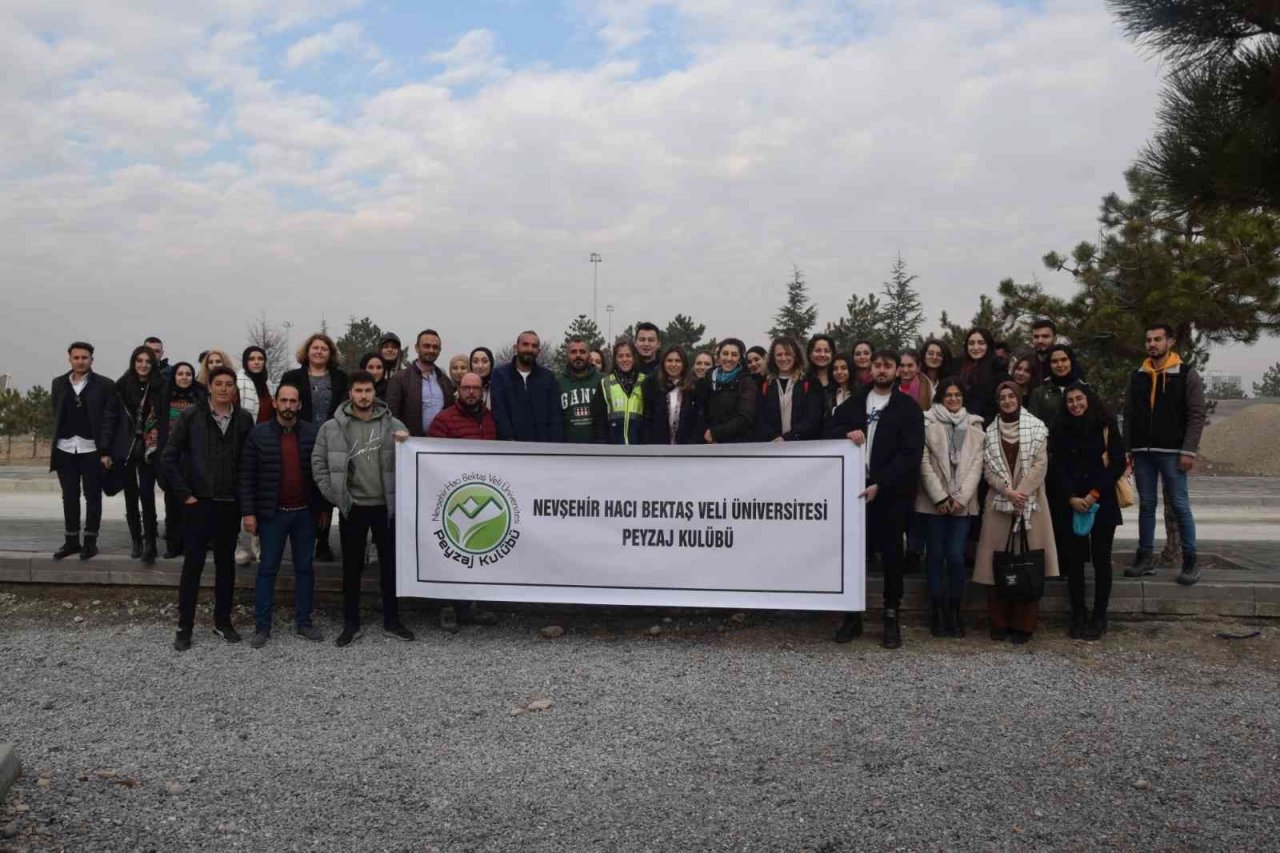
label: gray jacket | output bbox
[311,400,406,517]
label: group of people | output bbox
[47,316,1205,651]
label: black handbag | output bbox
[992,516,1046,602]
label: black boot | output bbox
[882,609,902,649]
[79,535,99,561]
[130,538,143,559]
[834,612,863,643]
[1083,611,1108,640]
[948,602,966,638]
[1069,609,1089,639]
[1177,552,1201,586]
[928,599,945,637]
[53,535,81,560]
[142,537,158,565]
[1124,549,1155,577]
[315,528,335,562]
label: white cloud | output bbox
[284,20,375,68]
[426,29,507,86]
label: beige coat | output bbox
[973,431,1060,584]
[915,410,986,516]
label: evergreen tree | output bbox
[768,266,819,341]
[878,254,925,351]
[1254,362,1280,398]
[935,294,1020,363]
[663,314,706,351]
[22,385,52,458]
[335,316,386,373]
[552,315,606,373]
[825,293,884,354]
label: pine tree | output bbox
[878,254,925,351]
[1255,363,1280,398]
[769,266,818,341]
[663,314,706,351]
[552,315,606,373]
[335,316,386,373]
[825,293,884,355]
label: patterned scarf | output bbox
[983,408,1048,527]
[712,365,742,390]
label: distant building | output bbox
[0,374,10,393]
[1204,372,1245,400]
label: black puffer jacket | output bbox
[238,420,323,520]
[697,373,757,443]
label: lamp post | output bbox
[590,252,602,327]
[605,303,615,343]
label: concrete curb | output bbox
[0,743,20,801]
[1,549,1277,618]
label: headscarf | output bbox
[1046,345,1086,388]
[985,381,1048,525]
[1050,380,1107,463]
[166,362,201,403]
[242,346,271,397]
[469,347,495,387]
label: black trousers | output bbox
[867,499,907,610]
[1065,520,1118,620]
[123,459,158,541]
[53,449,103,537]
[340,504,398,629]
[177,499,240,631]
[162,487,186,553]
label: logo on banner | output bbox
[433,474,523,566]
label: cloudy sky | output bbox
[2,0,1275,391]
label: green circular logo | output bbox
[442,482,513,555]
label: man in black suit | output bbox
[49,342,119,561]
[828,350,924,648]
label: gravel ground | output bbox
[1,586,1278,852]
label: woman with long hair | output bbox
[1009,354,1036,402]
[830,355,856,411]
[196,349,233,389]
[590,340,646,445]
[691,351,714,381]
[117,345,162,564]
[960,328,1005,426]
[645,345,702,445]
[1049,381,1126,640]
[974,382,1059,644]
[359,352,389,401]
[921,339,952,387]
[851,340,875,385]
[916,378,985,637]
[698,338,757,444]
[745,345,769,391]
[470,346,495,408]
[756,337,822,441]
[237,346,275,424]
[156,362,205,559]
[897,349,933,411]
[806,334,838,427]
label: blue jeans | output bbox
[1132,452,1196,556]
[255,508,317,632]
[922,512,971,601]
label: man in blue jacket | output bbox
[240,383,324,648]
[490,330,564,442]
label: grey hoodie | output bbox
[311,399,407,517]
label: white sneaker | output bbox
[235,546,252,566]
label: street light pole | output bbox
[606,303,615,342]
[590,252,602,327]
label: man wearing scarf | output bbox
[1122,324,1205,585]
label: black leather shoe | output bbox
[142,538,158,565]
[929,599,945,637]
[834,613,863,643]
[882,609,902,649]
[53,536,81,560]
[130,538,143,559]
[79,539,99,561]
[948,603,966,638]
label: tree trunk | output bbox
[31,432,37,459]
[1158,478,1183,568]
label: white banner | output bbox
[395,439,865,611]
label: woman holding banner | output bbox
[756,337,821,442]
[645,346,701,445]
[699,338,756,444]
[591,340,647,445]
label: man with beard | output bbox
[827,350,924,649]
[490,330,564,442]
[163,366,254,651]
[558,337,600,443]
[1028,319,1057,386]
[387,329,455,437]
[313,371,412,646]
[240,383,324,648]
[634,322,662,377]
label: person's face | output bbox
[1032,327,1055,354]
[636,330,659,359]
[1145,329,1172,359]
[306,341,328,369]
[746,351,765,375]
[416,334,441,365]
[1049,350,1072,378]
[134,353,153,378]
[943,385,964,413]
[275,387,300,422]
[458,375,483,407]
[1065,388,1088,417]
[147,341,164,360]
[471,351,492,377]
[567,342,589,372]
[718,345,741,372]
[663,351,684,380]
[365,359,385,383]
[205,352,224,370]
[68,348,93,375]
[247,351,265,373]
[809,340,832,368]
[998,387,1020,414]
[692,353,713,378]
[174,365,194,388]
[832,360,850,385]
[1011,360,1033,386]
[516,334,540,365]
[380,343,400,363]
[853,345,872,369]
[350,382,375,411]
[614,348,635,373]
[210,374,236,406]
[448,357,467,384]
[898,355,918,383]
[772,345,795,376]
[588,351,604,372]
[967,334,987,360]
[924,345,943,370]
[870,357,896,388]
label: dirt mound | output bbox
[1200,404,1280,475]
